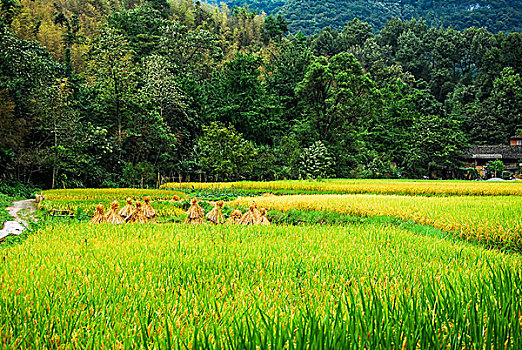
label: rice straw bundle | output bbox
[128,201,148,223]
[35,193,44,203]
[143,196,157,222]
[185,198,205,224]
[119,198,134,220]
[105,200,125,224]
[169,195,180,203]
[227,209,242,225]
[252,201,261,216]
[257,208,271,226]
[90,203,107,224]
[238,205,260,225]
[206,200,225,224]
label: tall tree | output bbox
[204,53,282,144]
[295,52,375,143]
[197,122,256,181]
[86,24,136,147]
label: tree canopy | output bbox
[1,0,521,186]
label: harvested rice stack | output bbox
[206,200,225,224]
[35,193,44,203]
[257,208,270,226]
[105,200,125,224]
[227,209,242,225]
[143,196,157,222]
[128,201,148,223]
[90,203,107,224]
[119,198,134,220]
[185,198,205,224]
[252,201,261,217]
[238,205,260,225]
[257,208,271,226]
[169,195,180,203]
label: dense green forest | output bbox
[1,0,522,188]
[217,0,522,34]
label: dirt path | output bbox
[1,199,37,241]
[6,199,37,226]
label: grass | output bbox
[0,192,43,249]
[231,194,522,253]
[161,179,522,196]
[1,222,521,348]
[0,193,11,224]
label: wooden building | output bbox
[510,136,522,146]
[462,144,522,178]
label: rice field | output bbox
[2,184,522,348]
[1,222,522,348]
[161,179,522,196]
[42,188,185,202]
[232,194,522,252]
[40,189,187,220]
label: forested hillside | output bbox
[1,0,522,187]
[217,0,522,34]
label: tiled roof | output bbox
[463,145,522,160]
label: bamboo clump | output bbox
[143,196,157,222]
[128,201,148,224]
[105,200,125,224]
[90,203,107,224]
[206,200,225,224]
[227,209,242,225]
[185,198,205,224]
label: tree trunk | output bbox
[52,118,58,189]
[112,69,122,147]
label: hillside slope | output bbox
[219,0,522,34]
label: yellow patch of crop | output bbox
[162,179,522,196]
[230,194,522,251]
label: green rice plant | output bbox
[231,194,522,252]
[1,222,521,348]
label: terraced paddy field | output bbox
[1,184,522,348]
[232,194,522,253]
[162,179,522,196]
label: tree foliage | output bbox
[197,123,256,181]
[1,2,521,186]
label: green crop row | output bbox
[231,194,522,252]
[1,223,521,348]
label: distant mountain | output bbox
[212,0,522,34]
